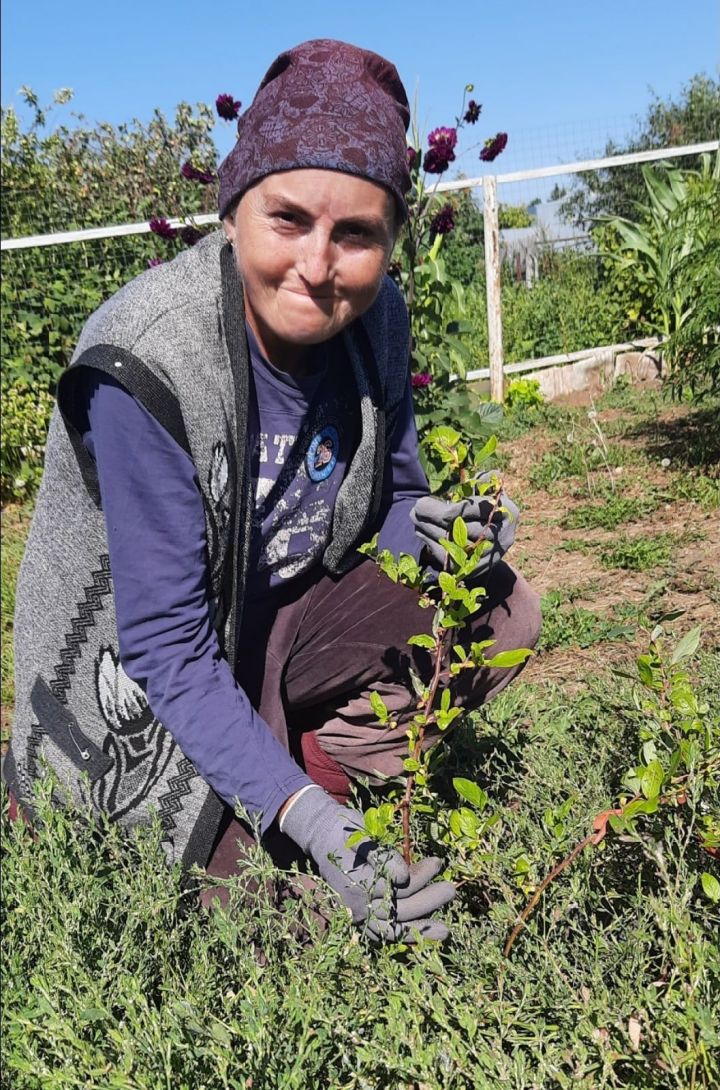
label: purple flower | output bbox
[480,132,508,162]
[423,126,458,174]
[423,146,455,174]
[216,93,242,121]
[147,258,165,268]
[428,126,458,151]
[149,217,177,240]
[430,203,455,236]
[180,225,204,246]
[411,372,433,389]
[407,146,419,169]
[464,100,482,124]
[180,160,215,185]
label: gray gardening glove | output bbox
[280,786,455,942]
[411,476,520,576]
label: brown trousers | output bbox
[203,559,541,904]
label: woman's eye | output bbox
[274,211,299,225]
[343,225,369,242]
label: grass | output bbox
[2,382,719,1089]
[2,649,719,1089]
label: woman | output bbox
[5,39,540,942]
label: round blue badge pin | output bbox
[307,425,339,482]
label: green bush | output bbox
[604,153,720,394]
[1,89,223,502]
[464,251,624,368]
[0,383,54,500]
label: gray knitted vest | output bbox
[4,230,410,869]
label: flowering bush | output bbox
[394,85,507,460]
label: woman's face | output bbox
[225,169,396,374]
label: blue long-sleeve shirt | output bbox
[79,344,428,833]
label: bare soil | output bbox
[502,387,720,684]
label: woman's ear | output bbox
[224,213,236,246]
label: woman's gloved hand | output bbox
[280,786,455,941]
[411,475,520,576]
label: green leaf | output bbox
[453,777,487,809]
[79,1007,107,1022]
[345,829,366,849]
[438,571,457,596]
[624,797,659,819]
[670,626,701,665]
[701,872,720,903]
[210,1022,232,1045]
[484,648,533,669]
[452,517,468,548]
[408,633,436,650]
[369,691,389,722]
[403,758,420,772]
[641,760,664,800]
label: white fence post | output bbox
[483,174,504,403]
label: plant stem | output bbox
[401,625,451,864]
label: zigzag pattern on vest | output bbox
[157,756,199,834]
[49,555,113,706]
[26,555,114,782]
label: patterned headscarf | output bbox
[218,39,411,221]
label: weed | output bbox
[600,532,676,571]
[529,435,629,494]
[539,589,637,650]
[562,493,659,530]
[673,472,720,511]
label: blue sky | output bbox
[2,0,718,180]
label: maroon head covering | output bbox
[218,39,411,221]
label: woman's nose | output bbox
[297,231,334,286]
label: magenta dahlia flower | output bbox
[149,217,177,240]
[464,100,482,124]
[430,203,455,236]
[181,161,215,185]
[428,127,458,151]
[480,132,508,162]
[411,372,433,389]
[423,126,457,174]
[216,94,242,121]
[180,225,204,246]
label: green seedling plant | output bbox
[504,619,719,959]
[357,426,532,870]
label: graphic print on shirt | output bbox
[92,647,176,822]
[252,394,351,585]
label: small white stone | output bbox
[661,457,671,468]
[114,361,123,368]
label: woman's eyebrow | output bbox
[263,195,389,233]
